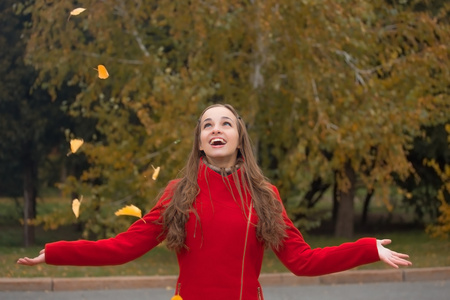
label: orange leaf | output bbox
[67,138,84,156]
[96,64,109,79]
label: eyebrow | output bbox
[202,116,234,124]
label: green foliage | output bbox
[395,124,450,222]
[21,0,450,238]
[425,124,450,239]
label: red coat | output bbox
[45,162,379,300]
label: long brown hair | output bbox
[160,104,287,252]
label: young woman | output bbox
[18,104,411,300]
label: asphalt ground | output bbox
[1,280,450,300]
[1,267,450,299]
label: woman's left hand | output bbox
[377,239,412,268]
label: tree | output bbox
[0,0,72,246]
[394,124,450,223]
[24,0,450,239]
[424,123,450,239]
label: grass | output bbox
[1,197,449,278]
[1,244,179,278]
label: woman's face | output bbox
[199,106,240,168]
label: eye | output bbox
[223,121,232,126]
[203,123,212,129]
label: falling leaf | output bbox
[68,8,86,20]
[67,138,84,156]
[70,7,86,15]
[115,205,146,223]
[152,165,161,180]
[72,196,83,218]
[171,296,183,300]
[95,64,109,79]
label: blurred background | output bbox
[0,0,449,278]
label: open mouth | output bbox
[209,138,227,146]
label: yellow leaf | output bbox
[67,138,84,156]
[115,205,146,223]
[171,296,183,300]
[152,165,161,180]
[95,64,109,79]
[70,8,86,16]
[68,8,86,20]
[72,196,83,218]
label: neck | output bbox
[204,156,237,169]
[203,158,241,175]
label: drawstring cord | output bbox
[239,201,253,300]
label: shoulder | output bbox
[155,179,181,206]
[164,179,182,196]
[167,178,181,190]
[267,183,280,197]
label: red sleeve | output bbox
[272,186,380,276]
[45,181,178,266]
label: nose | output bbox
[212,125,221,134]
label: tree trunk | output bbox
[304,177,330,209]
[332,171,338,226]
[334,162,356,238]
[23,156,37,247]
[361,189,374,226]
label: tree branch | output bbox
[311,79,338,131]
[77,51,144,65]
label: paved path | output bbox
[2,268,450,299]
[1,280,450,300]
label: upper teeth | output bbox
[210,138,225,144]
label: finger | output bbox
[384,259,399,269]
[389,250,411,260]
[395,252,410,259]
[17,257,39,266]
[388,253,412,266]
[379,253,396,268]
[379,239,392,246]
[392,257,412,266]
[17,258,32,265]
[39,249,45,255]
[20,258,34,265]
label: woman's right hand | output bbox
[17,249,45,266]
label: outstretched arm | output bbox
[271,186,412,276]
[377,239,412,268]
[17,249,45,266]
[15,181,179,268]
